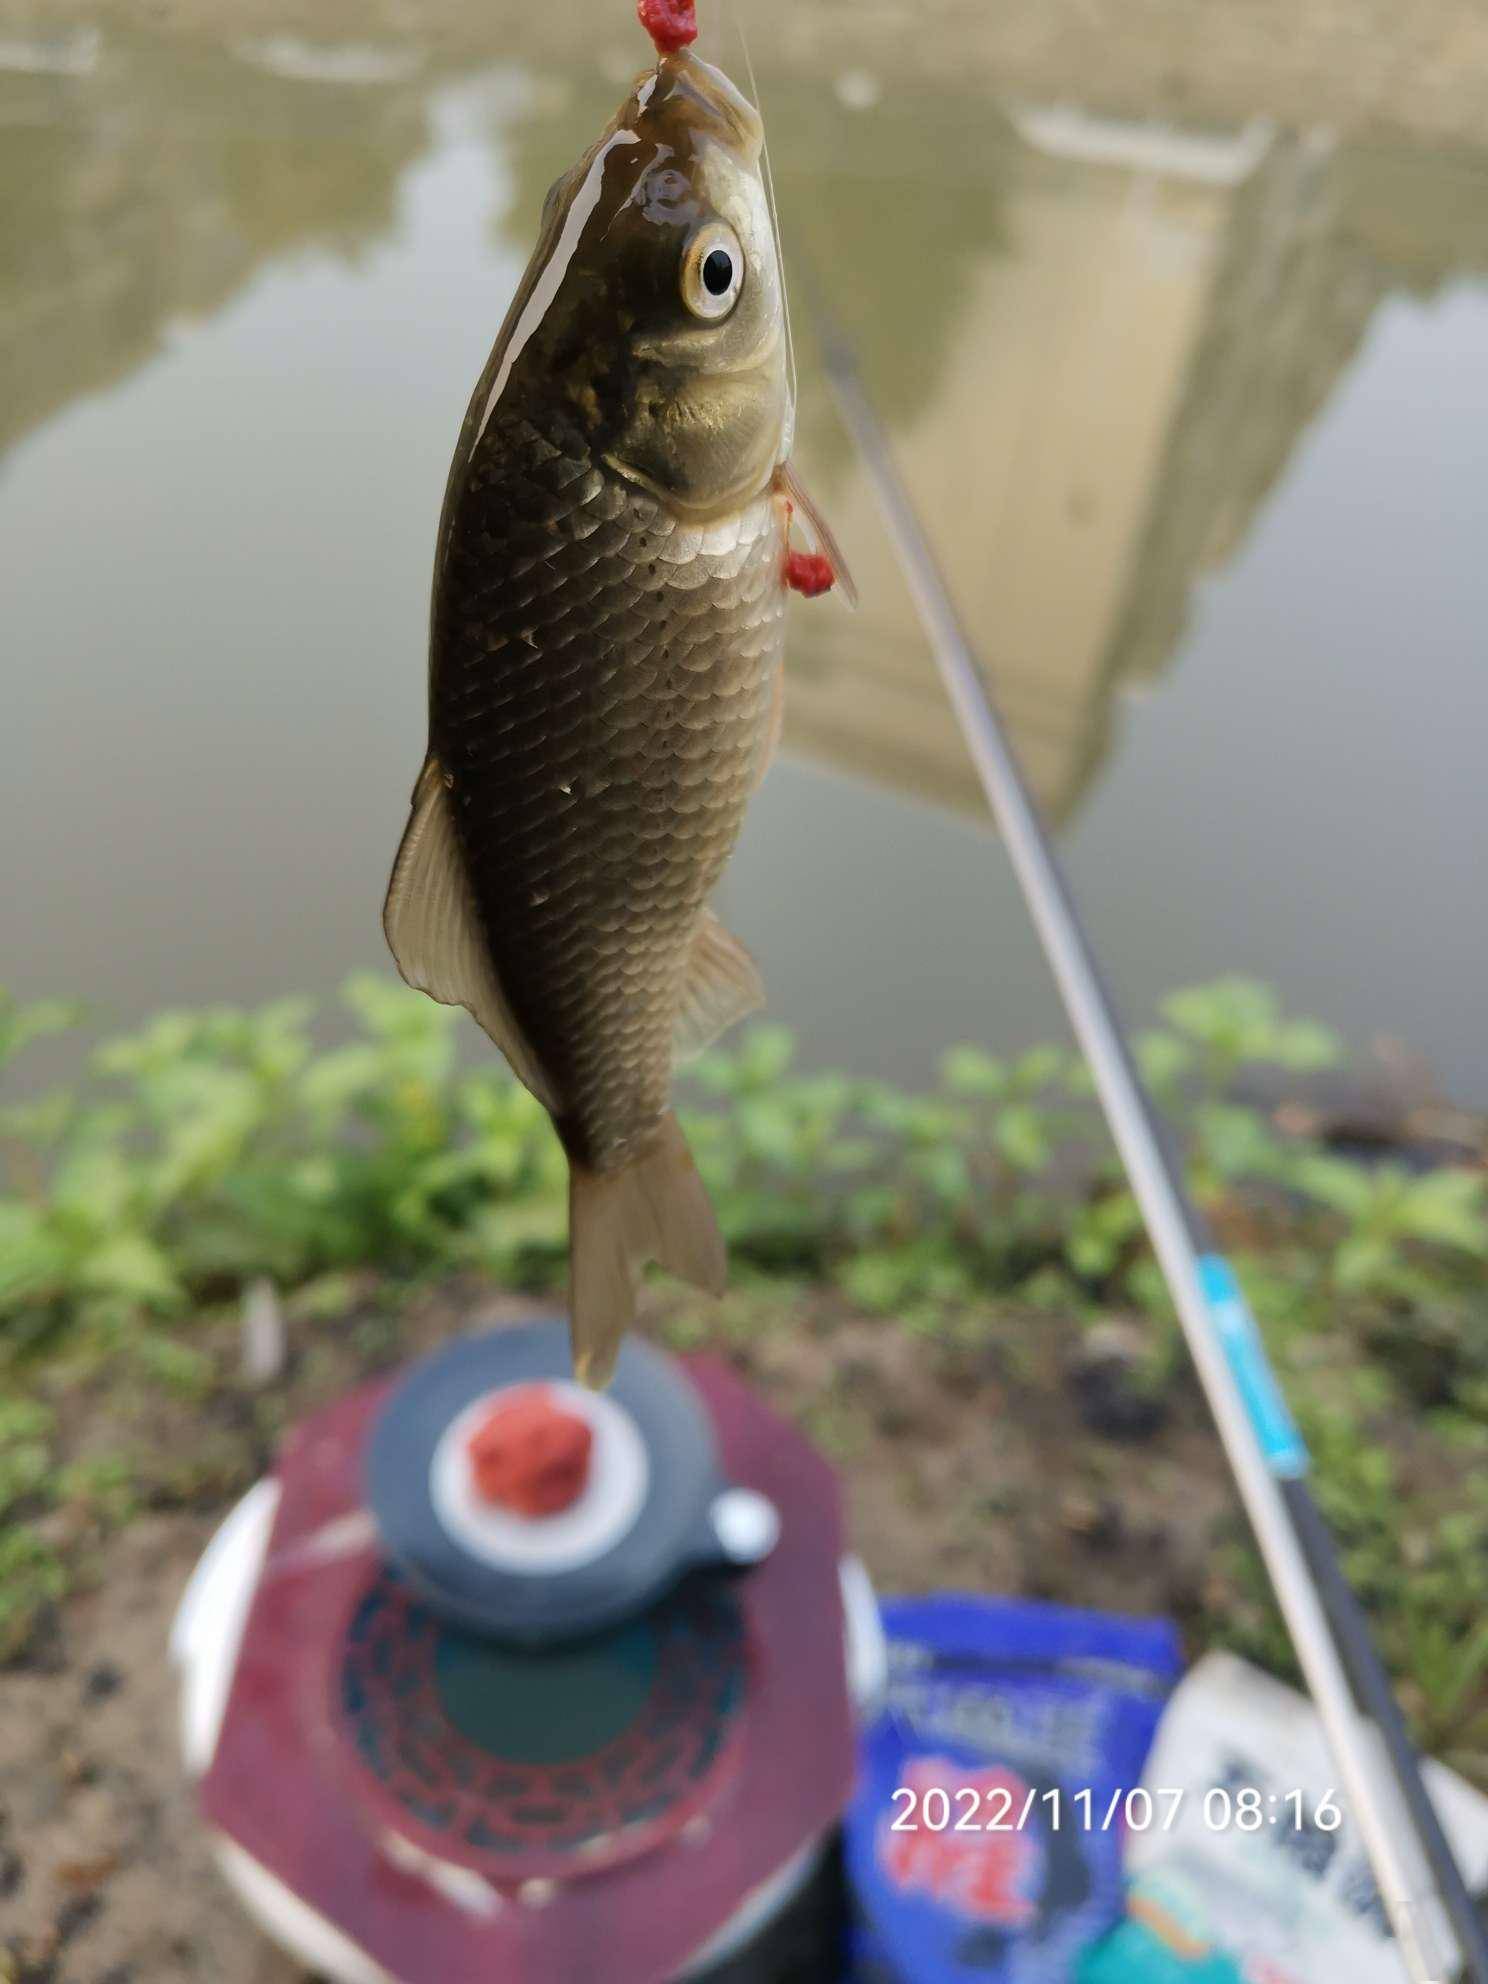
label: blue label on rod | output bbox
[1197,1255,1310,1479]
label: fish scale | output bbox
[432,409,786,1172]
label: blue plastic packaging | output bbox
[1077,1916,1245,1984]
[845,1595,1182,1983]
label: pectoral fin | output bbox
[777,459,858,608]
[383,758,557,1110]
[672,908,765,1061]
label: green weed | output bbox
[0,976,1484,1772]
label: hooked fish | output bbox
[384,12,846,1385]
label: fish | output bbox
[383,25,846,1386]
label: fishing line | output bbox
[726,0,799,426]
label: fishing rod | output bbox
[814,309,1488,1984]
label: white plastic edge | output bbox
[169,1477,281,1777]
[212,1837,396,1984]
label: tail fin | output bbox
[567,1111,725,1387]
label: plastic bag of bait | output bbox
[1077,1651,1488,1984]
[844,1595,1182,1983]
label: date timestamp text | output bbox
[888,1785,1344,1835]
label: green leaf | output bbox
[0,1203,72,1310]
[342,972,451,1042]
[0,1089,77,1150]
[1333,1233,1394,1293]
[940,1045,1007,1098]
[836,1243,973,1313]
[1009,1045,1065,1094]
[736,1096,802,1169]
[1194,1103,1282,1181]
[298,1044,384,1121]
[0,1438,53,1521]
[909,1146,971,1206]
[0,1526,67,1659]
[1163,977,1277,1045]
[1064,1189,1142,1280]
[735,1026,796,1090]
[837,1249,914,1312]
[75,1232,184,1310]
[844,1184,901,1239]
[1017,1265,1077,1310]
[1273,1020,1342,1071]
[48,1144,137,1231]
[129,1331,213,1395]
[1295,1153,1377,1219]
[1158,978,1338,1083]
[1396,1172,1488,1256]
[995,1103,1050,1173]
[1134,1029,1192,1091]
[0,1399,55,1444]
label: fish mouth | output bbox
[643,48,763,161]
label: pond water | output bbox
[3,28,1487,1099]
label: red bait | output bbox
[637,0,697,54]
[466,1385,594,1517]
[784,548,835,597]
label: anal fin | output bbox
[382,758,557,1110]
[672,908,765,1062]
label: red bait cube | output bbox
[638,0,697,55]
[784,549,835,598]
[466,1386,594,1517]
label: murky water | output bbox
[4,29,1487,1097]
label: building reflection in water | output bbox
[0,30,435,464]
[5,30,1488,825]
[768,100,1488,823]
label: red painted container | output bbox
[172,1322,883,1983]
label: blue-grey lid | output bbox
[365,1321,737,1643]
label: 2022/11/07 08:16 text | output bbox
[886,1785,1345,1834]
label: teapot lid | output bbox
[365,1321,777,1644]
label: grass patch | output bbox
[2,977,1486,1776]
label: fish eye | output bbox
[681,222,744,321]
